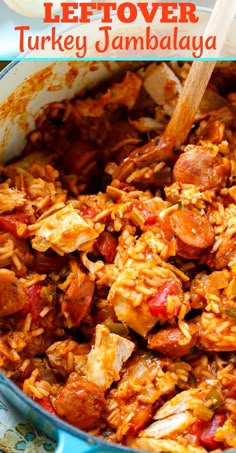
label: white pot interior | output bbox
[0,60,135,163]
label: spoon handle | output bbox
[164,0,236,145]
[163,60,216,146]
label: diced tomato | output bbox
[148,280,180,319]
[189,413,226,450]
[95,231,118,264]
[35,396,57,415]
[143,212,157,225]
[81,207,97,219]
[0,212,31,238]
[34,252,66,274]
[22,282,45,327]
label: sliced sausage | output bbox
[169,210,215,250]
[148,323,198,359]
[0,269,26,316]
[61,268,94,328]
[55,374,105,430]
[173,146,229,191]
[175,238,203,259]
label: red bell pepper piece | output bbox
[189,413,226,450]
[148,280,180,319]
[95,231,118,264]
[0,212,31,238]
[81,207,97,219]
[35,396,57,415]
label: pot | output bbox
[0,10,235,453]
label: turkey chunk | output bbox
[31,204,98,254]
[86,324,135,391]
[127,437,206,453]
[140,389,207,440]
[142,412,195,440]
[108,230,181,336]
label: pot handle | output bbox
[56,428,119,453]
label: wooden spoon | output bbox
[115,0,236,181]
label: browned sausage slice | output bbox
[169,210,215,249]
[61,266,95,328]
[0,269,26,316]
[173,146,229,191]
[148,323,198,359]
[214,237,236,270]
[55,374,105,430]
